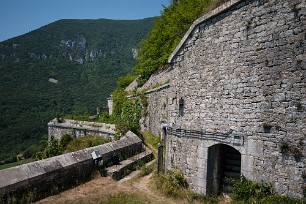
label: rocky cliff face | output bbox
[1,35,139,65]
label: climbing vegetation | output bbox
[111,88,144,135]
[133,0,229,86]
[116,74,137,89]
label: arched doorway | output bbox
[206,144,241,195]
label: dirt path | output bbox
[130,173,178,204]
[35,161,180,204]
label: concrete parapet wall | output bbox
[0,132,142,202]
[48,119,116,140]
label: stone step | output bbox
[106,150,154,180]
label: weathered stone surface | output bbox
[48,119,116,140]
[143,0,305,199]
[106,150,153,180]
[0,132,143,201]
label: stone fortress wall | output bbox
[0,132,143,202]
[142,0,305,198]
[48,119,116,140]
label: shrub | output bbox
[231,176,272,201]
[59,134,73,150]
[114,133,121,141]
[97,112,116,124]
[133,0,230,86]
[155,170,188,198]
[116,74,137,89]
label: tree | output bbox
[133,0,228,86]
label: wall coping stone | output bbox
[48,119,116,135]
[144,83,170,95]
[0,131,141,191]
[168,0,244,63]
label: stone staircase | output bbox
[106,150,154,180]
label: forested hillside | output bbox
[0,18,153,162]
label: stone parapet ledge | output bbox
[0,131,142,202]
[48,119,116,134]
[168,0,243,63]
[143,83,170,95]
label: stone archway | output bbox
[206,144,241,195]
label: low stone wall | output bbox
[140,68,173,138]
[0,131,142,202]
[142,84,170,138]
[141,67,172,90]
[48,119,116,140]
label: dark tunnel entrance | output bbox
[206,144,241,195]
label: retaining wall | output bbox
[0,131,142,202]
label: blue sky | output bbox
[0,0,169,42]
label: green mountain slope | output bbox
[0,18,153,161]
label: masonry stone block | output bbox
[0,133,143,201]
[141,0,306,199]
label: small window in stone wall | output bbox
[179,97,184,117]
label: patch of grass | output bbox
[139,166,154,177]
[66,135,111,152]
[138,161,156,178]
[152,169,220,203]
[98,192,146,204]
[187,192,219,204]
[154,170,188,198]
[257,195,305,204]
[0,158,34,170]
[142,131,161,151]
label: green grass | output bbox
[0,158,34,170]
[142,131,161,151]
[65,135,111,152]
[230,195,305,204]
